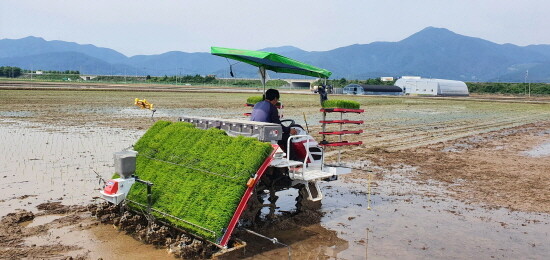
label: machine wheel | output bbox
[295,183,322,212]
[240,185,265,227]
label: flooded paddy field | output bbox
[1,88,549,259]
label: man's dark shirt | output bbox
[250,100,289,133]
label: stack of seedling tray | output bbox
[319,100,364,163]
[126,121,274,246]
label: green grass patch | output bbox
[322,99,361,109]
[126,120,272,242]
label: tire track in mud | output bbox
[383,119,543,151]
[319,111,513,138]
[368,114,535,140]
[371,115,547,151]
[363,119,484,135]
[324,114,547,156]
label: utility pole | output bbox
[179,68,183,86]
[143,67,148,84]
[523,70,531,96]
[526,70,531,98]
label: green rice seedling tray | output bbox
[126,121,273,244]
[246,96,264,105]
[321,99,361,110]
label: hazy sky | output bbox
[1,0,548,56]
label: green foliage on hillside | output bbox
[322,99,361,109]
[467,82,550,95]
[127,121,273,241]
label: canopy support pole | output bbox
[259,67,267,96]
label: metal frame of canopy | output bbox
[211,46,332,94]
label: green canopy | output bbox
[211,46,332,79]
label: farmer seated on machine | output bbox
[251,89,297,156]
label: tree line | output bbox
[1,67,549,95]
[466,82,550,95]
[23,70,81,75]
[313,77,396,88]
[146,74,217,83]
[0,66,22,77]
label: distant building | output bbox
[380,77,394,82]
[290,81,311,89]
[401,76,421,80]
[79,75,98,81]
[394,78,469,96]
[343,84,403,95]
[35,71,43,75]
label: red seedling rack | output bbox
[319,141,363,146]
[319,120,364,125]
[318,130,364,135]
[319,107,364,163]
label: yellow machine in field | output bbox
[134,98,154,110]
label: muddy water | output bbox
[22,217,174,260]
[240,173,550,259]
[320,176,550,259]
[2,118,550,259]
[0,118,143,217]
[0,119,174,259]
[522,142,550,157]
[62,106,243,119]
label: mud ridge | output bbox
[0,202,90,259]
[90,202,218,259]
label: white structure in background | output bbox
[401,76,421,80]
[380,77,394,82]
[79,75,98,81]
[394,77,469,96]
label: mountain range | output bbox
[1,27,550,82]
